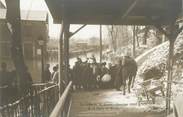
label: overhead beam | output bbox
[121,0,141,20]
[70,24,87,38]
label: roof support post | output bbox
[100,25,102,63]
[148,15,183,115]
[166,33,176,116]
[165,24,179,116]
[154,23,181,116]
[63,21,70,85]
[59,21,65,96]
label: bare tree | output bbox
[142,26,150,45]
[107,25,132,53]
[107,25,118,52]
[132,26,136,57]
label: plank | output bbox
[69,89,166,117]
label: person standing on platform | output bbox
[43,64,51,83]
[52,65,59,84]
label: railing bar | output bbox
[67,98,72,117]
[50,81,72,117]
[38,85,58,94]
[163,80,183,84]
[0,84,58,110]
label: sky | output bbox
[1,0,108,39]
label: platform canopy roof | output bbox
[45,0,182,25]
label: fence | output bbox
[0,83,59,117]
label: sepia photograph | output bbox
[0,0,183,117]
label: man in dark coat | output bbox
[43,64,51,83]
[81,63,92,89]
[72,58,82,89]
[21,66,33,96]
[99,62,110,88]
[90,62,100,88]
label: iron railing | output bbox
[0,82,59,117]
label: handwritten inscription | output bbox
[80,103,138,110]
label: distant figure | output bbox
[52,65,59,84]
[108,63,117,88]
[91,54,96,63]
[72,59,82,89]
[90,62,100,88]
[76,57,82,64]
[99,62,110,88]
[43,64,51,83]
[51,66,57,78]
[100,62,109,77]
[82,63,93,89]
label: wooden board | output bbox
[69,89,166,117]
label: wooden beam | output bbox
[63,22,70,84]
[70,24,87,38]
[59,21,65,96]
[120,0,141,20]
[99,25,102,63]
[166,38,175,115]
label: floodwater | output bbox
[0,51,100,83]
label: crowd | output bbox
[71,57,113,90]
[43,55,115,90]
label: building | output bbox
[0,1,5,9]
[0,9,48,59]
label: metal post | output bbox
[100,25,102,63]
[132,26,136,58]
[41,45,44,82]
[64,23,70,84]
[59,22,65,96]
[166,38,175,115]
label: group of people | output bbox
[43,57,113,90]
[44,55,135,91]
[71,56,114,90]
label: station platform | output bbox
[69,89,166,117]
